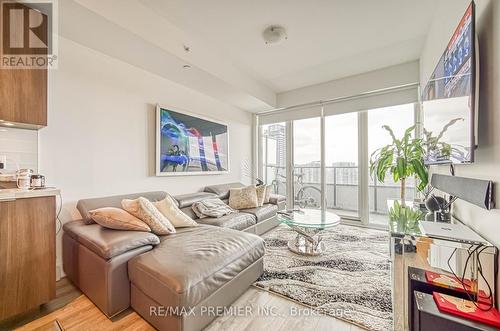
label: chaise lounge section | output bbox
[62,183,285,331]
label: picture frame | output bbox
[155,104,230,176]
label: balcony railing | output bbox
[263,165,415,215]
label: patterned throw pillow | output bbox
[122,197,176,235]
[229,186,259,210]
[256,185,267,206]
[89,207,151,232]
[153,195,198,228]
[263,185,272,204]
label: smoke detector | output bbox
[262,25,287,45]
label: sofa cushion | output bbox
[203,182,245,199]
[173,192,217,208]
[77,191,168,224]
[128,225,265,309]
[63,220,160,260]
[196,213,256,231]
[240,204,278,222]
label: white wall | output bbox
[420,0,500,299]
[277,60,419,108]
[0,127,38,173]
[420,0,499,245]
[39,37,253,273]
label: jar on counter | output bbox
[30,174,45,188]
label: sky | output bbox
[290,103,415,165]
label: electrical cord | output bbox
[446,244,494,311]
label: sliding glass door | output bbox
[258,100,418,227]
[325,112,359,219]
[292,117,322,209]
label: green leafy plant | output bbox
[370,125,428,207]
[388,200,424,234]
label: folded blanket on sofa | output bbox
[192,198,238,219]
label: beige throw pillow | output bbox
[89,207,151,232]
[263,185,272,204]
[256,185,272,206]
[229,186,259,210]
[153,195,198,228]
[256,185,266,206]
[122,197,176,235]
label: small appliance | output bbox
[30,174,45,188]
[16,169,33,190]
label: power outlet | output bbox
[0,155,6,170]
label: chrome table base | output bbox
[287,226,325,256]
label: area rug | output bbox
[254,224,392,331]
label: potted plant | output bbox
[370,125,428,208]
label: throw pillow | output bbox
[229,186,259,209]
[89,207,151,232]
[263,185,272,204]
[255,185,266,206]
[153,195,198,228]
[122,197,176,235]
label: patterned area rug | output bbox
[254,224,392,331]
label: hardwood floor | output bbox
[15,296,152,331]
[204,287,362,331]
[0,278,81,331]
[5,279,363,331]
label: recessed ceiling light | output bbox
[262,25,287,45]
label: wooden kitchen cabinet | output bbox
[0,196,56,320]
[0,68,47,127]
[0,1,48,128]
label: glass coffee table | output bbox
[278,209,341,256]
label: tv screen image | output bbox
[422,2,476,164]
[155,105,229,176]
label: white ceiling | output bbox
[140,0,437,92]
[69,0,438,111]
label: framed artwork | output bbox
[156,104,229,176]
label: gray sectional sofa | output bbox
[62,182,285,331]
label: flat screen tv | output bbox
[422,2,478,165]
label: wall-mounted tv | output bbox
[422,2,477,165]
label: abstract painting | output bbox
[156,105,229,175]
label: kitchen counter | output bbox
[0,187,60,200]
